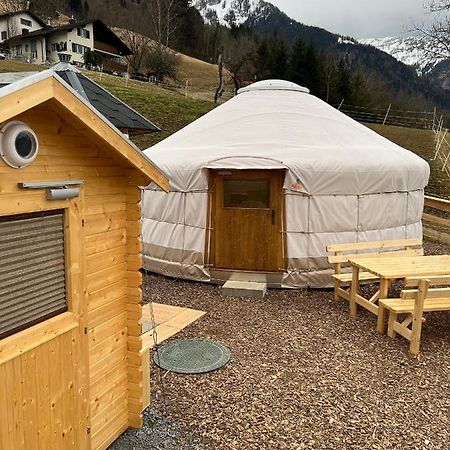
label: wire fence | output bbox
[335,102,437,129]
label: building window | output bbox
[223,180,270,209]
[20,18,32,27]
[1,31,7,40]
[52,41,67,52]
[72,43,90,54]
[0,210,68,340]
[15,45,22,56]
[77,27,90,39]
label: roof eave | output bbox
[0,71,169,192]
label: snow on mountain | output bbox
[191,0,272,27]
[360,34,445,75]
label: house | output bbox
[3,11,131,72]
[141,79,430,288]
[0,69,169,449]
[0,9,45,43]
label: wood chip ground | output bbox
[111,240,450,449]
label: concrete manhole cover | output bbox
[154,338,231,374]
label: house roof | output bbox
[0,9,46,27]
[6,19,132,55]
[0,69,169,191]
[0,65,160,135]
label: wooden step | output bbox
[379,298,450,314]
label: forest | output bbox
[3,0,450,112]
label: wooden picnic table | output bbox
[348,254,450,333]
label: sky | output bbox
[269,0,433,39]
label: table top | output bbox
[348,254,450,279]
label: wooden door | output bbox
[211,170,284,272]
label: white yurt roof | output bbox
[143,80,429,194]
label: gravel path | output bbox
[111,240,450,450]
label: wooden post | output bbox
[350,265,359,317]
[410,279,429,355]
[382,104,392,125]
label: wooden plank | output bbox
[85,229,127,255]
[21,350,39,450]
[60,332,75,450]
[423,227,450,246]
[141,349,151,410]
[88,296,127,329]
[83,211,126,236]
[89,328,127,364]
[89,345,127,384]
[35,342,52,450]
[89,312,127,349]
[0,363,12,449]
[90,378,128,423]
[0,313,78,366]
[422,213,450,228]
[424,195,450,213]
[0,76,53,123]
[86,246,127,276]
[327,238,422,252]
[328,248,423,264]
[49,338,63,448]
[87,279,128,312]
[86,263,127,293]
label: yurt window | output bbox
[223,179,270,209]
[0,210,68,339]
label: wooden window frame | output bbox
[0,197,83,365]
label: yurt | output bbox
[142,80,430,288]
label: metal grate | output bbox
[0,210,67,339]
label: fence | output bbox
[422,195,450,245]
[336,102,436,129]
[431,115,450,177]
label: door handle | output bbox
[271,209,276,225]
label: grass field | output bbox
[0,59,448,198]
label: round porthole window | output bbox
[0,121,39,168]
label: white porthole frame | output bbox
[0,120,39,169]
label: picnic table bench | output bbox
[379,276,450,354]
[326,238,423,303]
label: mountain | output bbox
[360,34,450,91]
[194,0,450,105]
[360,34,444,76]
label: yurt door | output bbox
[211,170,284,272]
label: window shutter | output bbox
[0,210,68,339]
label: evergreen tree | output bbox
[335,59,352,104]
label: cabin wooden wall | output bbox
[0,100,147,450]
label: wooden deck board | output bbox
[141,303,206,350]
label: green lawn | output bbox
[367,123,450,200]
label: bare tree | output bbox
[214,48,224,103]
[148,0,180,48]
[420,1,450,58]
[117,29,153,74]
[224,35,256,94]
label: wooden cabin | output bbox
[0,71,168,449]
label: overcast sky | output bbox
[270,0,432,38]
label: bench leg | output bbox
[387,311,397,338]
[349,266,359,317]
[334,279,340,301]
[376,279,390,330]
[377,303,386,334]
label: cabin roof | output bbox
[0,65,160,135]
[0,69,169,191]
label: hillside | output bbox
[0,59,448,198]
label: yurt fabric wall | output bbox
[142,80,430,288]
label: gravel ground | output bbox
[111,240,450,450]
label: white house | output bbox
[0,10,45,43]
[2,11,130,71]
